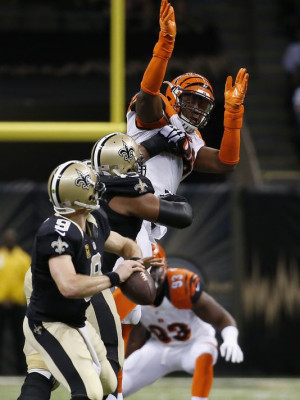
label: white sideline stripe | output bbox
[0,376,25,385]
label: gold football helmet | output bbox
[91,132,145,176]
[164,72,215,133]
[48,160,101,214]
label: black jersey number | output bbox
[148,322,191,343]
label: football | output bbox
[120,270,156,305]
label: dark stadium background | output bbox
[0,0,299,377]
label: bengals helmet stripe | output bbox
[164,72,215,133]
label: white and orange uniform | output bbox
[127,94,205,196]
[127,94,204,244]
[122,268,218,397]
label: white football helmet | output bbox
[48,160,101,214]
[91,132,145,176]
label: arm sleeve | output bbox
[158,198,193,228]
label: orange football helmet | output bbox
[164,72,215,133]
[151,242,167,288]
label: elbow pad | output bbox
[158,199,193,228]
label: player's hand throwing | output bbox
[224,68,249,110]
[159,0,176,39]
[115,260,145,283]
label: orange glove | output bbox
[224,68,249,111]
[159,0,176,39]
[141,0,176,95]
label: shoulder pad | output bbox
[102,173,154,199]
[37,215,82,258]
[166,268,202,309]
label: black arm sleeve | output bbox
[140,134,169,158]
[157,199,193,228]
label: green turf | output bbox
[1,376,300,400]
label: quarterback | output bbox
[18,160,146,400]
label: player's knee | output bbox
[101,360,118,395]
[26,353,49,371]
[85,382,104,400]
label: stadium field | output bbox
[1,376,299,400]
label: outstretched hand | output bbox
[141,256,164,270]
[225,68,249,110]
[220,341,244,363]
[159,0,176,39]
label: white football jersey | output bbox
[139,268,216,347]
[140,297,216,347]
[126,109,205,196]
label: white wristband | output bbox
[221,326,239,342]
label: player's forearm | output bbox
[118,239,143,261]
[57,274,113,298]
[218,106,244,166]
[140,34,173,96]
[140,0,175,96]
[157,199,193,228]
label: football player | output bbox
[18,160,147,400]
[90,132,194,400]
[122,243,244,400]
[126,0,249,242]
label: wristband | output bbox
[104,272,121,287]
[221,326,239,342]
[130,257,141,261]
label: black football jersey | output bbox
[27,210,110,327]
[100,173,154,273]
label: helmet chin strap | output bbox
[53,206,76,214]
[74,201,100,211]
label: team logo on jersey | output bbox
[134,178,148,194]
[33,324,42,335]
[118,140,135,162]
[85,244,91,259]
[75,169,92,190]
[51,236,69,254]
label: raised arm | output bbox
[193,68,249,173]
[136,0,176,123]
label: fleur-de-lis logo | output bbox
[51,237,69,254]
[134,178,148,194]
[75,169,91,190]
[33,324,42,335]
[118,140,135,162]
